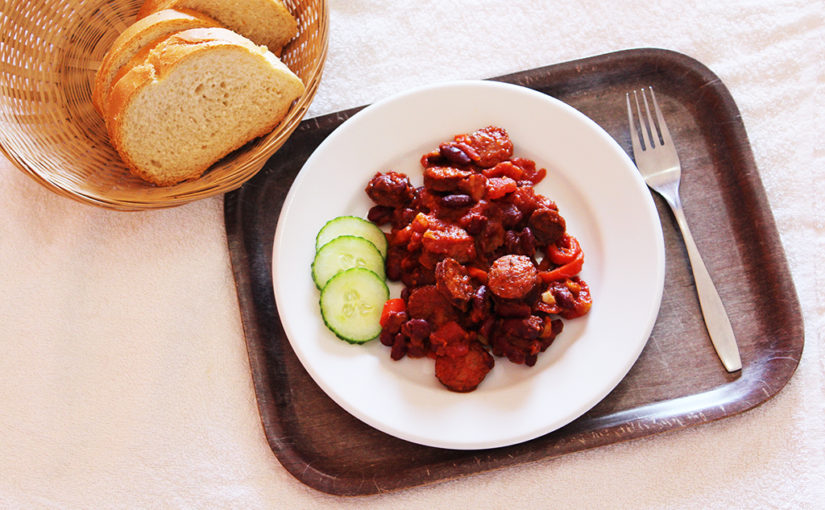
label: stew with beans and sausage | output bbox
[366,126,592,392]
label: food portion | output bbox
[315,216,388,258]
[137,0,298,55]
[91,9,221,117]
[105,28,304,186]
[320,268,388,344]
[366,126,592,392]
[93,0,303,186]
[312,216,390,344]
[312,235,385,289]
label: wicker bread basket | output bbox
[0,0,328,210]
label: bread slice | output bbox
[137,0,297,54]
[106,27,305,186]
[92,8,220,116]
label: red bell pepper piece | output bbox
[379,298,406,328]
[539,250,584,283]
[546,233,581,265]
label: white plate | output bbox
[272,80,664,450]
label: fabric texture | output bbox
[1,0,823,507]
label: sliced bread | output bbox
[137,0,298,54]
[92,8,220,116]
[106,27,305,186]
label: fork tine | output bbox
[633,90,653,151]
[626,92,642,154]
[640,88,659,148]
[648,87,674,148]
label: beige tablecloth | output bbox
[2,1,823,508]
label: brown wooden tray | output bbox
[224,48,803,496]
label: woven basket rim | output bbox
[0,0,328,211]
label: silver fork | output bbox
[627,87,742,372]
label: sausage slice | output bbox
[487,254,538,299]
[406,285,459,327]
[435,258,474,307]
[528,207,566,245]
[435,341,495,392]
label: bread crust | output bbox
[136,0,297,53]
[137,0,170,19]
[92,8,219,116]
[106,27,305,186]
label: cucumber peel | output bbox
[320,268,389,344]
[312,235,385,290]
[315,216,388,258]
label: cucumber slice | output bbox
[315,216,388,258]
[312,235,386,289]
[320,268,389,343]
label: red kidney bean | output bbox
[469,285,491,324]
[440,194,473,208]
[504,230,521,255]
[402,318,430,340]
[407,336,428,358]
[499,203,523,229]
[553,285,576,310]
[520,227,536,257]
[365,171,417,207]
[390,333,407,360]
[382,310,408,335]
[439,143,473,165]
[379,330,395,346]
[392,207,417,229]
[368,205,394,225]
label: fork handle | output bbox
[668,201,743,372]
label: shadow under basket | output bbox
[0,0,328,210]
